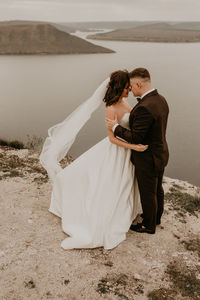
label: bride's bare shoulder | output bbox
[105,105,117,119]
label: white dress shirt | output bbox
[112,88,155,132]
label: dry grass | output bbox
[0,145,73,183]
[181,237,200,258]
[166,259,200,299]
[165,189,200,217]
[0,135,43,150]
[0,138,24,149]
[148,288,177,300]
[25,134,43,150]
[96,273,144,299]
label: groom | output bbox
[106,68,169,234]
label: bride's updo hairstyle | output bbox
[103,70,129,106]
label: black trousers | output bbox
[135,165,164,231]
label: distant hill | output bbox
[60,21,156,32]
[132,22,200,31]
[87,22,200,43]
[60,21,200,32]
[172,22,200,31]
[0,22,114,55]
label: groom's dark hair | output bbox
[129,68,151,80]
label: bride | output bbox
[40,70,147,250]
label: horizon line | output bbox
[1,19,200,24]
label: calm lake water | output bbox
[0,32,200,186]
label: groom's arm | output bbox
[114,106,154,144]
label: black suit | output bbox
[114,89,169,231]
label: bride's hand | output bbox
[131,144,148,152]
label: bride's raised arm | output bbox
[105,106,148,152]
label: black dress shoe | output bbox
[129,223,143,231]
[130,223,155,234]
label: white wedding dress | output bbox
[49,112,142,250]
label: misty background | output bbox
[1,0,200,22]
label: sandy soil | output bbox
[0,146,199,300]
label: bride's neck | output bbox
[117,97,123,104]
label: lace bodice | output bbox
[119,113,130,130]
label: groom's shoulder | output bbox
[157,92,169,109]
[157,91,167,101]
[144,90,168,107]
[142,92,169,116]
[146,89,165,101]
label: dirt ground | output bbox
[0,146,199,300]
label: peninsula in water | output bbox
[87,22,200,43]
[0,21,114,55]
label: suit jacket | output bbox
[114,89,169,172]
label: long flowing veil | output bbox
[39,78,109,183]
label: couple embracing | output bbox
[40,67,169,250]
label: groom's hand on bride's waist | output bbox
[106,117,118,130]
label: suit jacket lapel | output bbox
[129,89,158,128]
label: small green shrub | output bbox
[0,138,24,149]
[9,140,24,149]
[0,139,9,146]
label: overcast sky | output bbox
[0,0,200,23]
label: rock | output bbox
[0,251,5,257]
[134,273,141,280]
